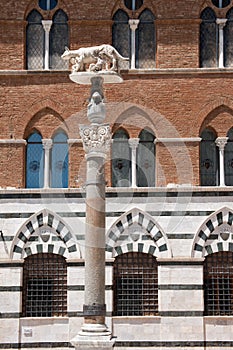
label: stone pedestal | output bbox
[69,71,122,350]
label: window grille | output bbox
[200,7,218,68]
[113,252,158,316]
[50,10,69,70]
[204,251,233,316]
[26,10,44,70]
[137,9,156,69]
[22,253,67,317]
[224,8,233,67]
[112,10,130,70]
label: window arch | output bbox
[22,253,67,317]
[200,7,217,68]
[112,129,131,187]
[137,129,155,187]
[26,10,44,70]
[200,128,219,186]
[26,132,44,188]
[137,9,155,69]
[113,252,158,316]
[51,131,69,188]
[204,251,233,315]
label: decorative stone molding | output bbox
[42,20,53,33]
[128,138,140,150]
[215,136,228,151]
[79,124,111,155]
[157,137,202,143]
[0,139,27,144]
[42,138,53,150]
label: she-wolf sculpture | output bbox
[61,44,129,72]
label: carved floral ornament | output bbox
[79,124,112,154]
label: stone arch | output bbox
[11,209,81,260]
[192,207,233,257]
[199,104,233,136]
[106,208,171,258]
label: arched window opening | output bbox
[204,251,233,315]
[26,132,44,188]
[137,129,155,187]
[26,10,44,70]
[113,252,158,316]
[211,0,230,7]
[50,10,69,69]
[124,0,143,10]
[22,253,67,317]
[137,9,155,69]
[112,10,130,70]
[224,127,233,185]
[51,131,68,188]
[200,128,219,186]
[112,129,131,187]
[39,0,58,11]
[224,8,233,67]
[200,8,218,67]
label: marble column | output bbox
[215,137,228,186]
[42,139,52,188]
[129,138,139,188]
[71,75,116,350]
[216,18,227,68]
[42,20,52,70]
[129,19,139,69]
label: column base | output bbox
[71,323,116,350]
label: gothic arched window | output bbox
[204,251,233,315]
[224,127,233,185]
[112,129,131,187]
[26,132,44,188]
[51,131,69,188]
[137,9,155,69]
[224,8,233,67]
[200,7,217,67]
[26,10,44,70]
[50,10,69,69]
[113,252,158,316]
[112,10,130,70]
[26,8,69,70]
[200,128,219,186]
[22,253,67,317]
[137,129,155,187]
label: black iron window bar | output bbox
[113,252,158,316]
[23,253,67,317]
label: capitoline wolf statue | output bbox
[61,44,129,72]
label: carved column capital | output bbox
[42,20,53,32]
[80,124,111,155]
[215,137,228,151]
[128,138,140,151]
[42,139,53,150]
[129,19,140,31]
[216,18,227,29]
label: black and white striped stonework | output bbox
[106,208,171,258]
[193,207,233,257]
[12,209,79,259]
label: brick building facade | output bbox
[0,0,233,349]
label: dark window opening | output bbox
[23,253,67,317]
[113,252,158,316]
[204,251,233,315]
